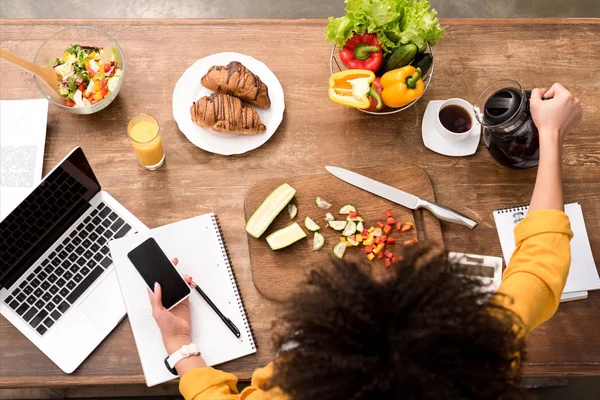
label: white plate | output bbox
[422,100,481,157]
[172,52,285,155]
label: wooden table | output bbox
[1,18,599,390]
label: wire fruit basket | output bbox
[329,43,434,115]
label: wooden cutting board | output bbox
[244,165,444,302]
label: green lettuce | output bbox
[325,0,444,53]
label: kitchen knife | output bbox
[325,166,478,230]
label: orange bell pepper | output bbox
[329,69,382,109]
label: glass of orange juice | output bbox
[127,113,165,170]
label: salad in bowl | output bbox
[51,44,122,108]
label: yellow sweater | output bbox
[180,209,573,400]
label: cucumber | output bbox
[347,237,359,246]
[332,242,347,259]
[312,232,325,251]
[380,43,418,74]
[356,221,364,233]
[266,222,307,250]
[372,227,383,237]
[328,220,347,231]
[288,203,297,219]
[245,183,296,238]
[304,216,321,231]
[346,216,364,222]
[324,212,335,222]
[412,53,433,76]
[339,204,356,214]
[342,220,357,237]
[315,196,332,209]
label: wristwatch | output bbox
[164,343,201,375]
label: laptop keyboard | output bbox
[3,202,134,336]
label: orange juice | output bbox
[127,114,165,170]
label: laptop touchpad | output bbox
[79,270,126,334]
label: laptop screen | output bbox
[0,148,100,285]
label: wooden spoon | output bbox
[0,48,61,95]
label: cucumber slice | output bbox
[332,242,347,259]
[288,203,297,219]
[328,220,347,231]
[372,227,383,237]
[346,216,364,222]
[347,237,359,246]
[245,183,296,238]
[304,216,321,231]
[342,220,357,237]
[324,212,335,222]
[339,204,357,214]
[315,196,332,209]
[356,221,364,233]
[312,232,325,251]
[266,222,307,250]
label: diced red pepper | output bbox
[104,63,111,73]
[363,233,369,240]
[364,246,373,254]
[362,229,368,236]
[100,87,109,97]
[376,221,384,229]
[386,210,393,218]
[380,235,387,243]
[387,217,395,225]
[78,84,86,92]
[87,68,95,77]
[383,225,392,235]
[392,256,404,263]
[384,250,393,259]
[396,222,403,231]
[349,210,358,218]
[99,79,107,88]
[66,100,75,107]
[91,99,98,104]
[377,252,384,259]
[374,237,380,245]
[387,237,395,244]
[349,235,355,241]
[404,238,419,245]
[384,258,391,268]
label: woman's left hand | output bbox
[148,258,196,354]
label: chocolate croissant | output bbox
[190,92,266,135]
[201,61,271,108]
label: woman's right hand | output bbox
[530,83,582,145]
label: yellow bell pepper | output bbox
[328,69,382,109]
[380,65,424,108]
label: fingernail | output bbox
[154,282,159,291]
[174,258,178,263]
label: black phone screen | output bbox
[127,238,190,309]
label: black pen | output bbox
[191,281,241,338]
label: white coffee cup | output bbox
[435,98,477,142]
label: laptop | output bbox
[0,147,147,373]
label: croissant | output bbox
[190,92,266,135]
[201,61,271,108]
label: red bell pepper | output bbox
[349,210,358,218]
[363,77,385,112]
[383,225,393,235]
[387,237,395,244]
[386,210,393,218]
[384,258,391,268]
[339,33,383,73]
[387,217,396,225]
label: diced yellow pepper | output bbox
[84,60,90,69]
[88,52,96,59]
[367,227,375,233]
[93,92,103,101]
[373,243,385,254]
[346,241,353,247]
[363,236,374,246]
[94,81,101,91]
[367,253,375,261]
[356,235,363,243]
[339,237,346,242]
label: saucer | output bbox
[422,100,481,157]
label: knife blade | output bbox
[325,166,478,230]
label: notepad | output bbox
[109,213,256,387]
[493,203,600,302]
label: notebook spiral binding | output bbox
[495,205,529,214]
[211,214,256,350]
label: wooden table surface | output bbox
[1,18,599,388]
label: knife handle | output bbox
[417,199,478,230]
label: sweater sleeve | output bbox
[497,209,573,333]
[179,363,286,400]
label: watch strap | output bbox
[164,343,200,375]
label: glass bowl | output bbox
[329,43,434,115]
[33,26,125,115]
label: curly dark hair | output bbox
[267,246,526,400]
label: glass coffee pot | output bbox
[474,80,539,169]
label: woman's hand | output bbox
[530,83,582,145]
[148,258,196,354]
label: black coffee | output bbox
[439,105,472,133]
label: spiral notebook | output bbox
[493,203,600,302]
[109,213,256,387]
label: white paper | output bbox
[109,213,256,387]
[493,203,600,300]
[0,99,48,220]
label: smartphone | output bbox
[127,238,191,310]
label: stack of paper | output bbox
[493,203,600,302]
